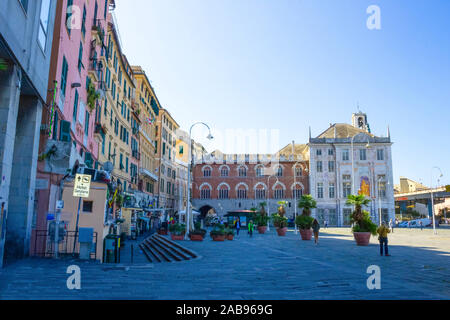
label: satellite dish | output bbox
[103,161,113,173]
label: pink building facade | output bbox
[32,0,115,256]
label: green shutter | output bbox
[85,152,93,168]
[60,120,71,142]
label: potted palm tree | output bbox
[169,223,186,241]
[255,202,269,234]
[346,194,378,246]
[189,222,207,241]
[225,228,235,240]
[297,195,317,240]
[210,224,226,241]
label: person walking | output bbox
[377,222,391,256]
[419,220,423,231]
[248,220,254,238]
[389,219,394,233]
[312,219,320,245]
[235,217,241,236]
[324,219,328,229]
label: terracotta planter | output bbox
[170,234,185,241]
[276,227,288,236]
[299,229,313,240]
[189,234,204,241]
[212,234,226,241]
[158,229,168,235]
[353,232,371,246]
[226,235,234,241]
[257,226,267,234]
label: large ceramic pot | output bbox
[226,234,234,241]
[189,234,204,241]
[212,234,226,241]
[276,227,288,236]
[299,229,313,241]
[170,234,185,241]
[353,232,371,246]
[257,226,267,234]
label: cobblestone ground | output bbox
[0,227,449,300]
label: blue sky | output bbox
[115,0,450,186]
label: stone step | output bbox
[151,235,192,261]
[154,234,198,259]
[140,240,162,263]
[148,237,183,262]
[143,238,171,262]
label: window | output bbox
[317,161,323,173]
[342,149,350,161]
[238,166,247,177]
[81,5,87,37]
[125,157,129,173]
[255,188,266,200]
[220,167,229,177]
[329,183,335,198]
[84,111,89,136]
[360,149,367,161]
[316,149,322,156]
[328,149,334,156]
[201,188,211,200]
[293,188,303,199]
[377,149,384,161]
[378,175,387,198]
[19,0,28,13]
[38,0,51,50]
[276,166,283,177]
[274,189,285,199]
[256,166,264,177]
[60,57,69,97]
[343,208,352,226]
[343,175,352,198]
[160,179,165,192]
[295,167,302,177]
[317,183,324,199]
[73,90,79,122]
[219,188,229,199]
[77,42,84,72]
[66,0,73,34]
[82,201,93,213]
[237,188,247,199]
[328,161,335,172]
[203,167,211,177]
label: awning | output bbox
[178,210,200,216]
[224,210,256,217]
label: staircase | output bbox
[139,234,198,263]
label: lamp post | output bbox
[267,174,280,232]
[431,167,443,235]
[185,122,213,240]
[351,135,371,195]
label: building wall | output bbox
[192,160,310,218]
[0,0,57,267]
[97,22,134,190]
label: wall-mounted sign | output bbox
[73,174,91,198]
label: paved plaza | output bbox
[0,227,449,300]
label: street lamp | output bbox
[267,174,280,232]
[431,166,443,235]
[351,134,372,194]
[185,122,213,239]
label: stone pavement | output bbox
[0,227,449,300]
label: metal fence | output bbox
[32,230,98,260]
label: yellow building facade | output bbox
[132,66,159,199]
[97,22,135,192]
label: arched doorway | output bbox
[199,205,215,219]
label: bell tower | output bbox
[352,111,369,132]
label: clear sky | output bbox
[115,0,450,187]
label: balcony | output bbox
[140,167,158,181]
[132,126,140,136]
[91,19,106,46]
[132,149,141,161]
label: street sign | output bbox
[56,200,64,209]
[73,174,92,198]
